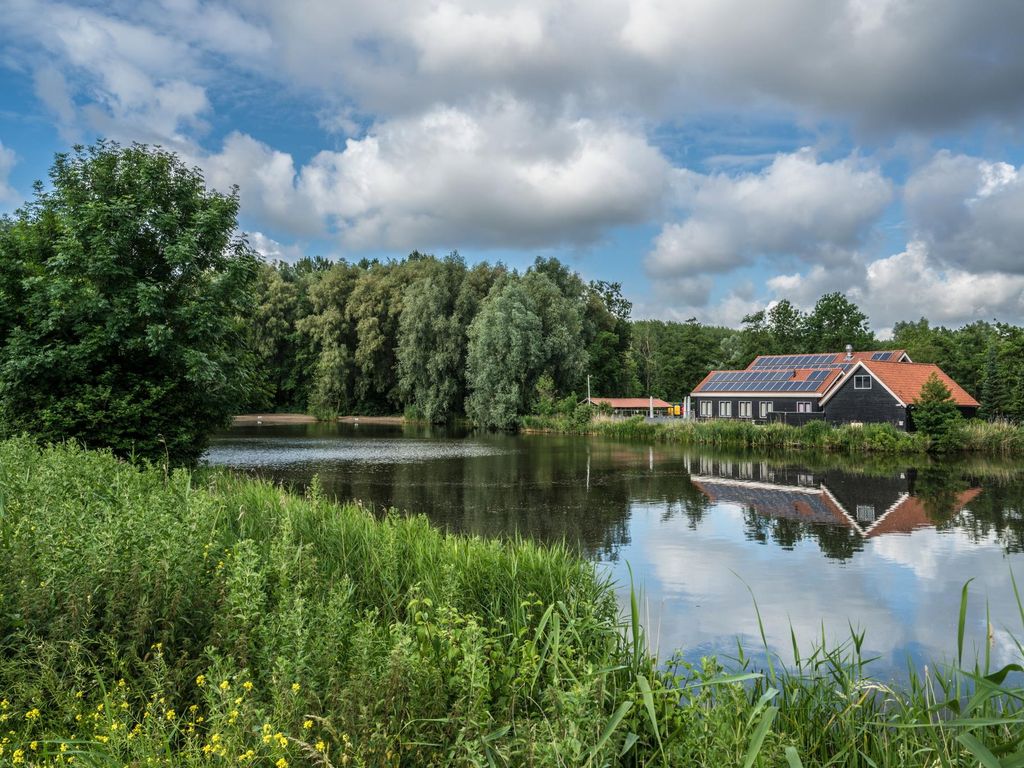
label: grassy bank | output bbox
[523,414,1024,455]
[2,438,1023,766]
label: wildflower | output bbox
[290,683,301,694]
[195,675,206,687]
[165,709,176,721]
[276,760,288,768]
[219,680,230,691]
[242,681,253,692]
[12,748,24,764]
[315,740,325,752]
[30,741,38,751]
[74,691,84,699]
[275,732,287,747]
[303,720,313,730]
[25,708,40,720]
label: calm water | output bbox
[205,422,1024,679]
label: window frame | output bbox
[854,374,872,390]
[700,400,712,417]
[797,401,812,413]
[759,401,773,419]
[718,401,732,418]
[738,401,752,418]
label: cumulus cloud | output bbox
[0,142,17,203]
[247,231,306,263]
[645,150,892,278]
[203,99,671,251]
[224,0,1024,131]
[4,0,209,144]
[905,151,1024,275]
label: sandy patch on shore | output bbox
[232,413,319,426]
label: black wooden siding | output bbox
[822,376,908,430]
[692,395,823,422]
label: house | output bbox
[585,397,674,417]
[690,348,978,430]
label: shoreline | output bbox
[232,413,407,426]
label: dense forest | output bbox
[247,252,1024,424]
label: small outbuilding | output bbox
[585,397,673,417]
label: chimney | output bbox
[845,344,853,360]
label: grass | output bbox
[1,437,1024,766]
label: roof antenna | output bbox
[845,344,853,360]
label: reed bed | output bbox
[1,437,1023,766]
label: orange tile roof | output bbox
[865,488,982,538]
[588,397,673,409]
[860,360,980,407]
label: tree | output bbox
[912,373,964,452]
[397,255,471,422]
[0,141,258,464]
[465,278,545,428]
[979,343,1006,421]
[803,292,873,352]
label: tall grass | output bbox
[1,437,1023,766]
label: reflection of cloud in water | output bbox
[612,502,1024,680]
[204,438,508,468]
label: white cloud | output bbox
[247,231,306,263]
[203,99,671,251]
[905,151,1024,275]
[0,142,17,203]
[645,150,892,278]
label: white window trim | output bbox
[854,374,872,390]
[719,401,732,417]
[700,400,712,417]
[759,401,773,418]
[797,401,812,413]
[739,401,752,418]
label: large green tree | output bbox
[0,141,258,464]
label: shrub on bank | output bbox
[2,438,1023,766]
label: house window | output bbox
[700,400,712,417]
[759,401,773,418]
[856,505,876,523]
[738,401,752,418]
[854,375,872,390]
[719,401,732,417]
[797,402,812,413]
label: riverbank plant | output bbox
[524,413,1024,456]
[2,437,1024,766]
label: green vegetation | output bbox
[3,438,1024,767]
[524,412,1024,456]
[0,142,258,464]
[913,373,967,452]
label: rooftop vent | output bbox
[845,344,853,360]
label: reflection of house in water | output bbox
[688,457,981,538]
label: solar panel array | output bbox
[699,369,834,393]
[750,353,837,369]
[870,351,895,361]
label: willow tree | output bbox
[0,141,258,464]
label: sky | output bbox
[2,0,1024,335]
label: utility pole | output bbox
[587,374,591,404]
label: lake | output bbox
[204,421,1024,679]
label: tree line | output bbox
[4,141,1024,464]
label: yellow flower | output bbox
[275,759,288,768]
[195,675,206,687]
[302,720,313,730]
[165,709,176,721]
[242,681,253,692]
[29,741,38,751]
[290,683,301,694]
[219,680,230,691]
[12,748,24,764]
[315,740,325,752]
[25,708,40,720]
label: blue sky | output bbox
[2,0,1024,333]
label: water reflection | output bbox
[205,422,1024,679]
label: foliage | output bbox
[913,373,965,452]
[2,438,1024,766]
[0,141,258,464]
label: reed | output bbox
[1,437,1022,766]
